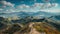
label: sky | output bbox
[0,0,60,13]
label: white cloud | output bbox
[16,3,58,13]
[32,3,44,8]
[0,8,3,11]
[52,3,58,7]
[39,8,60,13]
[5,8,16,13]
[0,1,15,7]
[2,6,6,8]
[0,1,59,13]
[33,3,58,9]
[17,4,30,9]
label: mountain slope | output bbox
[0,22,60,34]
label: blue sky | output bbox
[2,0,60,6]
[0,0,60,13]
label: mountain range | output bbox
[0,11,57,18]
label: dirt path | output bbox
[29,23,45,34]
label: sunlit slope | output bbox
[0,22,60,34]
